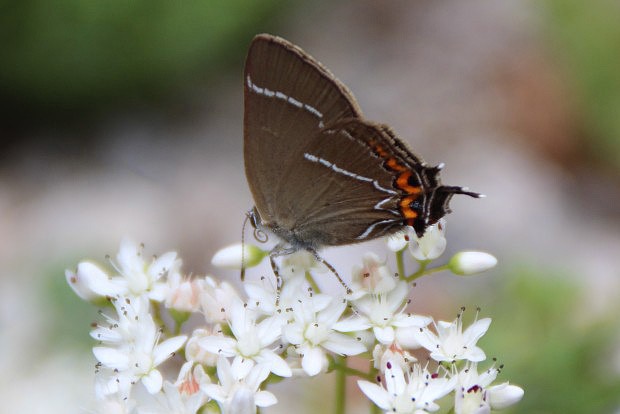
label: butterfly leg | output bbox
[307,248,352,295]
[269,244,297,305]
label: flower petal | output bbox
[373,326,395,344]
[230,387,256,414]
[357,381,391,410]
[201,383,227,403]
[323,333,367,356]
[255,390,278,407]
[153,335,187,365]
[301,347,326,376]
[257,349,292,377]
[463,318,492,344]
[142,369,163,394]
[150,251,177,279]
[93,347,129,370]
[198,335,237,357]
[333,317,371,332]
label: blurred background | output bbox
[2,0,620,412]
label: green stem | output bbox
[151,302,170,336]
[405,259,429,281]
[395,249,405,280]
[335,356,346,414]
[368,359,381,414]
[370,400,382,414]
[332,361,373,380]
[405,262,449,282]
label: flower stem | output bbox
[406,261,449,281]
[335,355,346,414]
[151,302,170,336]
[368,359,381,414]
[331,359,373,380]
[395,249,405,279]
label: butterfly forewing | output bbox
[244,34,363,224]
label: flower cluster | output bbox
[67,221,522,413]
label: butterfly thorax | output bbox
[249,206,324,251]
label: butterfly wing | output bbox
[244,34,362,226]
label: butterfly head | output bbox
[412,185,482,238]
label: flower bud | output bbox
[211,244,266,269]
[449,251,497,275]
[488,383,525,409]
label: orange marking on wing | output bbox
[399,196,418,219]
[386,158,407,172]
[396,171,422,194]
[374,144,388,158]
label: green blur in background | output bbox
[0,0,289,114]
[1,0,620,171]
[483,268,620,413]
[542,0,620,170]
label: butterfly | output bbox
[243,34,480,282]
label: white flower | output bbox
[67,239,180,302]
[200,276,242,324]
[283,295,366,376]
[358,360,456,413]
[448,252,497,275]
[186,328,219,366]
[335,281,431,346]
[454,363,524,414]
[111,238,179,301]
[211,244,266,270]
[409,220,447,261]
[139,362,211,414]
[165,272,204,312]
[243,274,331,317]
[92,296,187,397]
[415,313,491,363]
[197,298,291,378]
[348,253,397,299]
[201,357,277,414]
[372,343,417,372]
